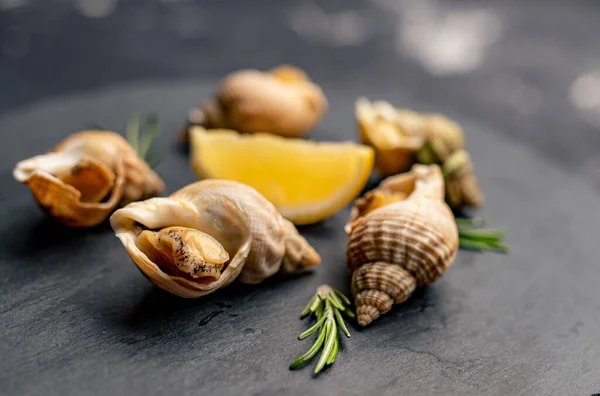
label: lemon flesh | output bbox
[189,128,374,225]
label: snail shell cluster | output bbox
[355,97,424,177]
[355,98,483,209]
[183,65,327,142]
[110,179,321,298]
[345,164,458,326]
[13,131,164,227]
[417,114,483,208]
[417,114,464,164]
[441,149,483,209]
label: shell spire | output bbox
[110,179,321,298]
[345,164,458,326]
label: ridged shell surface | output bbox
[347,197,458,287]
[346,164,458,326]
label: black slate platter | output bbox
[1,78,599,396]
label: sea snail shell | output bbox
[355,97,483,209]
[345,164,458,326]
[13,131,164,227]
[183,65,327,141]
[417,113,465,165]
[442,149,484,208]
[355,97,425,177]
[110,179,321,298]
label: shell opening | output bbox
[353,189,409,220]
[13,149,126,227]
[15,151,118,205]
[135,226,230,284]
[345,171,415,232]
[54,157,116,203]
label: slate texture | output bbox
[1,1,599,395]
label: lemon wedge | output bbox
[189,127,374,225]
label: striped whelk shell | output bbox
[345,164,458,326]
[110,179,321,298]
[182,65,327,142]
[13,131,164,227]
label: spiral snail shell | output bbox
[110,179,321,298]
[182,65,327,142]
[13,131,165,228]
[345,164,458,326]
[355,97,483,209]
[417,114,483,209]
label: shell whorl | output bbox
[352,262,417,326]
[346,200,457,286]
[346,164,458,326]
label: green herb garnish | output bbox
[456,217,509,253]
[89,113,164,168]
[290,285,354,374]
[126,113,163,168]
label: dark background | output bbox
[3,0,600,183]
[1,1,600,395]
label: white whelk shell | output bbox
[110,179,321,298]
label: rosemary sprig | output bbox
[126,113,141,155]
[290,285,354,374]
[456,217,510,253]
[125,113,164,168]
[89,113,164,168]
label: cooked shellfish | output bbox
[356,98,483,209]
[13,131,164,227]
[345,164,458,326]
[355,97,425,177]
[182,65,327,142]
[442,149,484,208]
[110,179,321,298]
[417,113,465,165]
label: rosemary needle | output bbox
[456,217,510,253]
[289,325,327,370]
[290,285,353,374]
[314,316,336,373]
[124,113,163,168]
[91,112,163,168]
[455,217,488,228]
[298,315,327,340]
[137,113,160,160]
[126,113,140,154]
